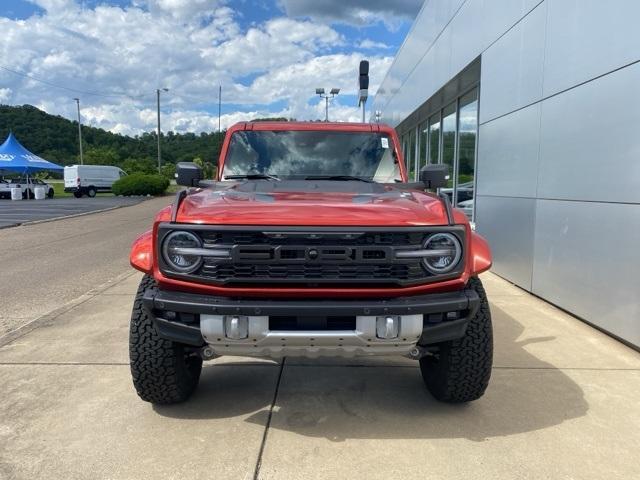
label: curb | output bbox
[0,270,138,348]
[0,223,20,230]
[21,205,124,227]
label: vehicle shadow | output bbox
[154,304,589,442]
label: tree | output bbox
[193,156,216,179]
[83,146,120,166]
[121,157,156,175]
[0,104,226,170]
[160,163,176,181]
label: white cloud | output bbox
[0,3,396,136]
[278,0,423,28]
[147,0,222,17]
[358,39,392,50]
[27,0,76,13]
[0,88,12,103]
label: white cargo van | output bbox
[64,165,127,197]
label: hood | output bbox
[176,180,450,226]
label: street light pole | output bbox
[325,96,329,122]
[156,88,169,174]
[73,98,83,165]
[316,88,340,122]
[218,85,222,133]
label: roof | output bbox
[228,121,395,133]
[0,132,63,173]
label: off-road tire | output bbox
[129,275,202,404]
[419,276,493,403]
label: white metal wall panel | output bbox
[374,0,545,126]
[479,1,546,123]
[538,62,640,204]
[475,196,536,290]
[542,0,640,97]
[532,200,640,346]
[476,103,541,198]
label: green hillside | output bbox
[0,104,225,175]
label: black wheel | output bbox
[23,189,32,199]
[419,276,493,403]
[129,275,202,404]
[87,187,97,198]
[47,188,54,198]
[73,191,82,198]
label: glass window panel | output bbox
[407,128,416,181]
[428,113,440,165]
[456,89,478,218]
[419,121,428,175]
[441,102,456,191]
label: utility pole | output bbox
[218,85,222,133]
[316,88,340,122]
[73,98,84,165]
[156,88,169,174]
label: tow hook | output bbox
[407,345,429,360]
[200,346,218,360]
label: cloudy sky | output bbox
[0,0,422,136]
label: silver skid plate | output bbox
[200,314,423,358]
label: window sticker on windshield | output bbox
[381,137,389,149]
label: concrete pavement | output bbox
[1,272,639,480]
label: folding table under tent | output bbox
[0,132,63,198]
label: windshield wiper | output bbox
[304,175,374,183]
[224,174,280,181]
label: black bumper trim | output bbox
[419,317,470,345]
[154,317,205,347]
[143,288,477,317]
[142,288,480,347]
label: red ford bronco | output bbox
[129,121,493,405]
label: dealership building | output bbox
[373,0,639,347]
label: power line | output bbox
[0,64,152,100]
[0,64,225,107]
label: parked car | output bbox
[457,199,474,219]
[128,121,494,406]
[440,181,474,203]
[8,178,54,199]
[64,165,127,197]
[0,179,11,199]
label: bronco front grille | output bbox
[200,262,427,282]
[158,225,465,287]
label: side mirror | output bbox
[419,164,449,189]
[176,162,203,187]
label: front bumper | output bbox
[142,287,480,358]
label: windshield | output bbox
[222,130,401,182]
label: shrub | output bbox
[160,163,176,181]
[112,173,169,196]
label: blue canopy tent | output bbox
[0,132,63,198]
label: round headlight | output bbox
[422,233,462,274]
[162,231,202,273]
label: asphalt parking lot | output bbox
[0,196,146,228]
[0,201,639,479]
